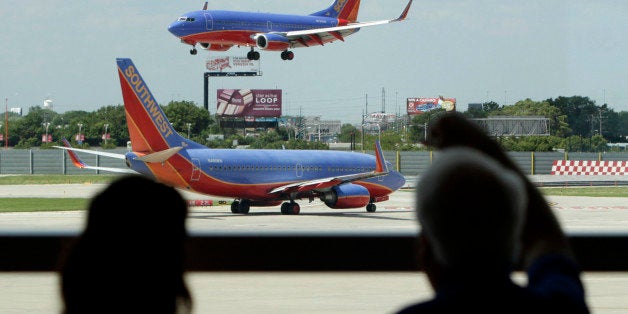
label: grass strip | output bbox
[0,198,88,213]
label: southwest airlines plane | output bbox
[168,0,413,60]
[56,59,406,215]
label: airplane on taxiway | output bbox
[167,0,413,60]
[55,58,406,215]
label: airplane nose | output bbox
[167,22,183,37]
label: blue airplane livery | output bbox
[56,58,406,215]
[167,0,413,60]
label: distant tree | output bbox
[499,98,570,137]
[408,109,445,143]
[12,106,58,148]
[163,101,213,140]
[547,96,599,137]
[338,123,358,143]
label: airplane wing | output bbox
[281,0,413,47]
[54,139,137,174]
[269,140,390,195]
[269,170,388,195]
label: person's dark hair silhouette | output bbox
[59,174,192,314]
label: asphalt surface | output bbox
[0,178,627,313]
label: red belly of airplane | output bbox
[183,31,256,46]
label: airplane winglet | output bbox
[61,138,88,169]
[374,140,388,173]
[395,0,413,21]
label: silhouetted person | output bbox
[396,112,589,313]
[59,174,192,314]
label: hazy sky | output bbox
[1,0,626,124]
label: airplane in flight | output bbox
[167,0,413,60]
[55,58,406,215]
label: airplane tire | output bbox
[238,201,250,214]
[231,201,240,214]
[291,203,300,215]
[366,203,376,213]
[190,48,198,55]
[280,202,290,215]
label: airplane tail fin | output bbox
[374,140,389,173]
[311,0,361,22]
[116,58,202,153]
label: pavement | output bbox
[0,179,627,313]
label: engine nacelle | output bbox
[320,184,371,209]
[255,33,290,51]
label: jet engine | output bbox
[320,183,371,209]
[255,33,290,51]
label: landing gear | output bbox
[231,199,251,214]
[190,48,198,55]
[247,49,260,60]
[366,202,377,213]
[280,201,301,215]
[280,50,294,61]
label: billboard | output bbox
[407,96,456,115]
[216,89,282,117]
[206,56,259,75]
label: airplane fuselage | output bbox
[126,148,405,203]
[168,10,353,49]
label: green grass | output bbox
[0,198,89,213]
[0,174,119,185]
[539,186,628,197]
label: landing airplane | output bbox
[55,58,406,215]
[167,0,413,60]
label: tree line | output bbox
[1,96,626,152]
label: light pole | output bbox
[317,124,321,142]
[43,122,51,143]
[77,123,83,144]
[186,123,192,138]
[103,124,109,145]
[375,123,381,142]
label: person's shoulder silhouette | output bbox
[59,174,192,314]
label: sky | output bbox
[1,0,627,125]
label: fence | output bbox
[0,148,625,176]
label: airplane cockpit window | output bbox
[178,17,195,22]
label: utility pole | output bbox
[381,87,385,113]
[4,98,8,149]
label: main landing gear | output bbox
[246,49,294,61]
[231,199,250,214]
[247,48,260,60]
[280,201,301,215]
[189,47,198,55]
[280,50,294,61]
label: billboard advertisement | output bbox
[206,56,259,74]
[407,96,456,115]
[216,89,282,117]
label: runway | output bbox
[0,184,627,313]
[0,183,626,234]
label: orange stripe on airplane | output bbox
[117,69,170,152]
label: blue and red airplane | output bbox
[167,0,413,60]
[55,58,406,215]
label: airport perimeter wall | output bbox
[0,148,626,176]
